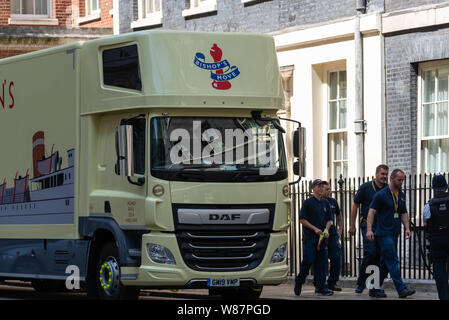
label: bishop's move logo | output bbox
[194,43,240,90]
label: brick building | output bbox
[0,0,113,59]
[382,1,449,177]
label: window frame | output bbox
[76,0,101,24]
[418,60,449,174]
[327,69,347,133]
[328,131,348,180]
[131,0,163,29]
[326,67,348,180]
[86,0,101,16]
[10,0,51,17]
[182,0,217,18]
[100,42,143,92]
[9,0,59,25]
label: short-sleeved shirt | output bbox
[327,197,340,236]
[300,196,332,243]
[354,181,387,227]
[369,186,407,237]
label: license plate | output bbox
[207,278,240,287]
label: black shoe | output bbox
[328,284,342,291]
[355,284,364,293]
[399,288,415,298]
[369,289,387,298]
[294,282,302,296]
[316,290,334,296]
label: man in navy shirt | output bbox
[349,164,389,296]
[294,179,333,296]
[321,181,342,292]
[366,169,415,298]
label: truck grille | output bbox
[176,230,270,272]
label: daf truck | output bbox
[0,30,304,299]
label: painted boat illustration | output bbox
[0,131,74,225]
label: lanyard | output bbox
[360,181,380,224]
[391,190,398,214]
[372,181,377,193]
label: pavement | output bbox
[258,276,438,300]
[0,276,440,300]
[139,276,439,300]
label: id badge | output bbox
[394,212,399,219]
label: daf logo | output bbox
[209,214,241,221]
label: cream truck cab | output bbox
[0,30,305,299]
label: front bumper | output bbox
[120,231,288,288]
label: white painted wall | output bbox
[363,34,384,176]
[274,15,384,181]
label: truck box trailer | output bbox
[0,30,303,299]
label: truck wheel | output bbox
[210,285,263,300]
[95,242,140,300]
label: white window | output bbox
[86,0,100,16]
[131,0,162,29]
[420,64,449,173]
[9,0,59,25]
[190,0,210,7]
[328,70,348,180]
[77,0,101,24]
[182,0,217,18]
[10,0,49,16]
[144,0,161,16]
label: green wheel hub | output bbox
[98,256,120,297]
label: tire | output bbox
[209,285,263,300]
[93,242,140,300]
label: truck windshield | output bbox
[150,117,287,182]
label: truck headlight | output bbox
[282,185,289,197]
[270,243,287,264]
[147,243,176,265]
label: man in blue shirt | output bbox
[366,169,415,298]
[294,179,333,296]
[320,181,342,292]
[349,164,389,296]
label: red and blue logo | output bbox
[194,44,240,90]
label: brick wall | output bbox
[0,48,38,59]
[384,27,449,174]
[0,0,10,25]
[127,0,384,33]
[385,0,449,12]
[124,0,449,33]
[54,0,72,27]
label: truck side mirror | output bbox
[292,127,305,177]
[293,161,300,176]
[115,124,134,177]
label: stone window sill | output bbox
[182,1,217,18]
[131,13,163,29]
[242,0,272,5]
[76,11,101,25]
[8,16,58,26]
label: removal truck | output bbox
[0,30,304,299]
